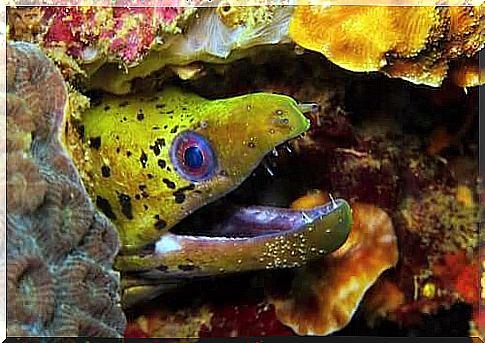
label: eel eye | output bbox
[170,131,217,182]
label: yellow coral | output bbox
[456,184,475,208]
[290,189,330,210]
[289,5,484,87]
[290,6,438,72]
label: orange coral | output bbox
[290,189,330,210]
[269,202,398,335]
[289,5,484,87]
[449,58,483,88]
[290,6,437,72]
[447,6,483,58]
[361,278,405,327]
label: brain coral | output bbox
[6,41,126,337]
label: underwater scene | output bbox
[5,3,483,339]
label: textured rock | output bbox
[6,41,126,337]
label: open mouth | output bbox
[170,143,347,239]
[120,140,352,269]
[167,103,351,245]
[117,125,352,308]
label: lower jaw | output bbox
[115,198,352,307]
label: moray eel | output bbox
[73,87,352,307]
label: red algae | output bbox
[40,6,189,65]
[433,251,479,303]
[200,303,294,337]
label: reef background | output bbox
[5,5,482,338]
[124,49,480,338]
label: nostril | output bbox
[297,102,320,114]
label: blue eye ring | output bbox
[170,131,217,182]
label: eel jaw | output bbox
[117,199,352,307]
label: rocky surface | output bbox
[6,41,126,337]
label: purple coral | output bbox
[6,41,126,337]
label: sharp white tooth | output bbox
[286,145,292,153]
[329,193,337,209]
[272,148,278,157]
[265,164,274,176]
[302,212,312,224]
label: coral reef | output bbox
[6,4,480,338]
[398,184,478,257]
[10,5,483,94]
[87,5,293,94]
[8,6,292,94]
[6,41,126,336]
[40,6,193,65]
[7,6,197,87]
[289,5,484,87]
[122,48,478,337]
